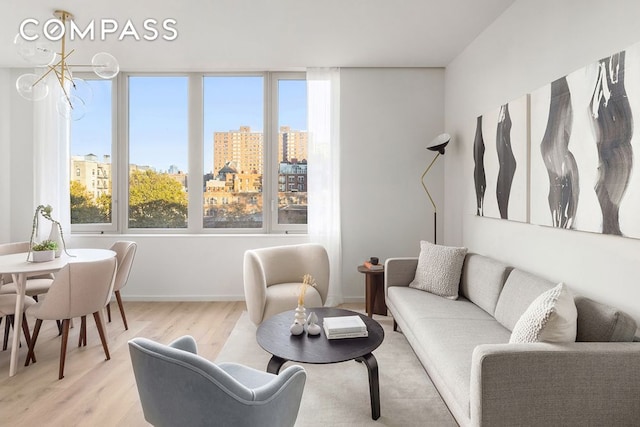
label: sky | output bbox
[71,75,307,173]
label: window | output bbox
[274,77,308,229]
[69,72,306,234]
[69,78,114,228]
[203,76,264,229]
[128,76,189,229]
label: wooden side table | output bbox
[357,265,387,317]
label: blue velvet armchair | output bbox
[128,336,306,427]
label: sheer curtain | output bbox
[307,68,342,306]
[33,76,71,240]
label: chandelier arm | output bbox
[60,84,72,108]
[15,9,117,117]
[30,49,75,89]
[30,66,56,87]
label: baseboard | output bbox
[114,295,367,303]
[116,295,245,302]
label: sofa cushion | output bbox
[409,241,467,299]
[459,254,511,316]
[575,296,638,342]
[509,283,577,343]
[410,318,511,419]
[387,286,495,329]
[494,269,556,331]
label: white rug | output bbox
[216,311,457,427]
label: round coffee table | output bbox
[257,307,384,420]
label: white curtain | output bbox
[307,68,342,306]
[33,75,71,241]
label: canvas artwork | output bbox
[530,41,640,239]
[473,95,528,222]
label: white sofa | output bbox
[385,253,640,427]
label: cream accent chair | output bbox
[106,241,137,330]
[25,257,117,379]
[243,243,329,325]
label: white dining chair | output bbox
[0,294,36,356]
[25,257,117,379]
[0,241,54,350]
[0,242,55,299]
[106,241,137,330]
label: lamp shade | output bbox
[427,133,450,155]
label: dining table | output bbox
[0,248,116,377]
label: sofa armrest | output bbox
[470,342,640,427]
[384,258,418,292]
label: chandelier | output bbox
[14,9,120,120]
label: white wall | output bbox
[6,68,445,302]
[70,234,308,300]
[6,70,36,244]
[0,69,34,244]
[0,69,9,241]
[340,68,445,299]
[444,0,640,323]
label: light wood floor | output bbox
[0,301,247,426]
[0,301,365,426]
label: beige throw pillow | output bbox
[509,282,578,343]
[408,241,467,300]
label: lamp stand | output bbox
[433,211,437,245]
[421,152,440,245]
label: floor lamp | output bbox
[420,133,450,244]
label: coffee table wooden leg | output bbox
[266,355,287,374]
[357,352,380,420]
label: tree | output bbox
[70,181,109,224]
[129,169,188,228]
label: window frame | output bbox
[70,71,307,235]
[69,73,118,233]
[122,73,191,234]
[200,72,269,234]
[269,72,308,234]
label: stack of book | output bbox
[323,315,368,339]
[363,261,383,271]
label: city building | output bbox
[213,126,263,175]
[278,159,307,192]
[70,154,111,199]
[279,126,308,163]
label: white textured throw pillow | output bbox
[509,283,578,343]
[408,241,467,300]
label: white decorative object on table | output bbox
[306,311,321,335]
[31,249,55,263]
[290,305,307,335]
[28,204,71,261]
[48,223,63,258]
[289,320,304,335]
[30,240,58,263]
[290,273,317,335]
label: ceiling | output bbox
[1,0,515,71]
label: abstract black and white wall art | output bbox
[474,95,528,222]
[529,41,640,239]
[473,116,486,216]
[531,76,579,229]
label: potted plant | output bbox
[31,240,58,262]
[28,204,71,261]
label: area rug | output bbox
[216,311,457,427]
